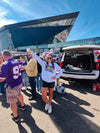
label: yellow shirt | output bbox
[25,58,37,77]
[0,62,2,65]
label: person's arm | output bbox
[30,51,44,66]
[0,78,5,82]
[0,64,7,82]
[53,64,62,79]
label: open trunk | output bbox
[63,53,96,73]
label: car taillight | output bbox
[96,62,99,70]
[60,62,63,68]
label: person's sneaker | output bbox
[45,104,49,111]
[48,105,52,114]
[18,105,26,111]
[11,113,20,122]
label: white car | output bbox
[60,45,100,81]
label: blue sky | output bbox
[0,0,100,41]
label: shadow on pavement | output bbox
[0,93,9,108]
[30,91,100,133]
[17,104,44,133]
[21,88,31,97]
[62,80,100,96]
[50,92,100,133]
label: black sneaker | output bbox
[18,105,26,111]
[11,113,20,122]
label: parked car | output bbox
[94,50,100,62]
[60,45,100,82]
[97,55,100,62]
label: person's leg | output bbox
[6,87,18,118]
[29,77,36,98]
[42,87,50,111]
[36,73,39,91]
[21,72,24,86]
[1,81,5,93]
[48,82,55,114]
[23,72,28,88]
[24,72,28,87]
[10,103,18,117]
[17,93,24,107]
[48,88,54,105]
[0,82,2,94]
[39,73,42,92]
[32,77,36,97]
[42,87,49,104]
[48,88,54,113]
[29,76,33,92]
[17,85,26,111]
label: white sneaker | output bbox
[45,104,49,111]
[48,105,52,114]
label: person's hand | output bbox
[51,76,56,80]
[27,48,32,54]
[21,66,25,71]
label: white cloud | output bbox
[2,0,41,19]
[2,0,9,4]
[0,7,17,28]
[0,10,7,18]
[0,18,16,28]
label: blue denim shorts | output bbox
[42,80,55,88]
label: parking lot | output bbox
[0,79,100,133]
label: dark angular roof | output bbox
[1,11,79,30]
[0,11,79,48]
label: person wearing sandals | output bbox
[27,49,62,114]
[0,50,25,122]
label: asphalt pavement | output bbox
[0,79,100,133]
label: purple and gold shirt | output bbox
[0,58,22,88]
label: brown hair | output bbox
[24,56,28,61]
[2,50,11,57]
[45,54,54,69]
[20,55,26,60]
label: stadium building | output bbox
[0,12,79,53]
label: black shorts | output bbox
[42,80,55,88]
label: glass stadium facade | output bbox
[17,37,100,53]
[66,37,100,46]
[0,12,79,53]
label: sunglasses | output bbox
[47,57,52,60]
